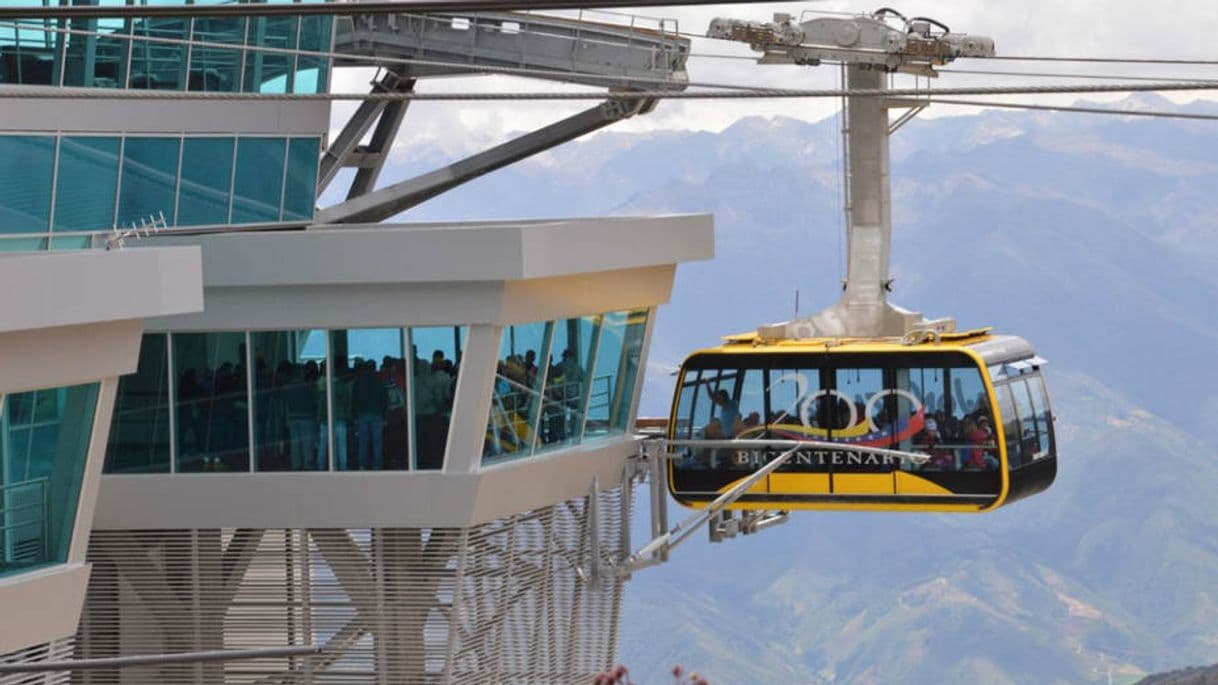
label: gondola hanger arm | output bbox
[612,438,934,578]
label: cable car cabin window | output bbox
[896,366,948,468]
[669,352,1006,508]
[831,367,892,469]
[1026,374,1054,459]
[950,364,998,470]
[766,366,825,440]
[671,366,763,470]
[735,370,765,439]
[995,383,1023,468]
[1010,376,1039,467]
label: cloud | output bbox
[328,1,1218,160]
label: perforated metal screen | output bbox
[75,488,628,684]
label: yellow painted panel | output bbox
[718,475,770,496]
[833,473,894,494]
[768,472,831,494]
[894,471,955,495]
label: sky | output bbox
[327,0,1218,159]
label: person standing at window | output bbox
[352,360,387,469]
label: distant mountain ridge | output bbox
[1138,663,1218,685]
[357,95,1218,684]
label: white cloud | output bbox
[328,1,1218,161]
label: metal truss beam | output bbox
[317,97,654,224]
[318,72,417,195]
[348,89,414,199]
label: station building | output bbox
[1,3,711,682]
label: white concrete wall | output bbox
[0,247,203,654]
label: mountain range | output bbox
[335,93,1218,683]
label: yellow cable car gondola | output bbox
[659,9,1055,514]
[666,328,1055,512]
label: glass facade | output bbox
[482,309,649,466]
[410,326,462,470]
[105,327,468,474]
[173,331,250,472]
[105,333,171,473]
[0,382,99,578]
[586,309,649,438]
[104,314,648,475]
[1,10,332,93]
[253,330,327,471]
[0,133,320,250]
[0,136,54,236]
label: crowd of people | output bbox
[910,410,999,471]
[175,345,459,471]
[485,347,587,457]
[684,382,1000,472]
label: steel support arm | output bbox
[317,72,415,194]
[615,442,803,577]
[614,437,934,577]
[317,97,653,225]
[0,646,321,674]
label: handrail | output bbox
[662,438,932,465]
[0,477,50,566]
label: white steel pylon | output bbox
[708,8,995,339]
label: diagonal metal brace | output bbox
[612,437,935,578]
[317,71,416,194]
[316,97,654,225]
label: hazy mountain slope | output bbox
[620,370,1218,684]
[1138,663,1218,685]
[354,97,1218,683]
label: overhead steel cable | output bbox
[940,68,1218,83]
[920,98,1218,121]
[6,80,1217,101]
[980,55,1218,66]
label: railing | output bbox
[485,371,616,458]
[0,478,50,574]
[336,8,688,81]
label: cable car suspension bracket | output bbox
[708,8,994,340]
[607,437,933,580]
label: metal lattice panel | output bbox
[0,639,74,685]
[75,488,628,684]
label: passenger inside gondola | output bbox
[913,418,954,470]
[707,387,741,438]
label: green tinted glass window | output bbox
[178,137,235,226]
[409,326,464,470]
[329,329,407,471]
[118,137,180,227]
[1,383,99,578]
[231,137,285,224]
[173,332,250,472]
[0,18,62,85]
[54,137,121,232]
[252,330,328,472]
[128,16,188,90]
[282,138,319,221]
[243,16,296,93]
[105,333,171,473]
[611,309,648,431]
[62,15,130,88]
[188,17,244,92]
[484,321,550,463]
[0,136,54,235]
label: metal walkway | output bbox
[334,9,690,88]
